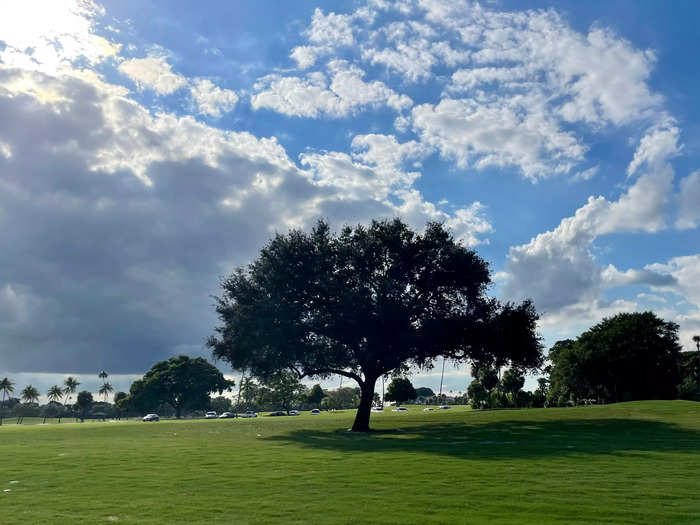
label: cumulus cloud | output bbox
[676,171,700,230]
[502,122,681,316]
[189,78,238,117]
[251,61,412,118]
[118,55,187,95]
[273,0,665,180]
[412,96,585,180]
[0,64,487,374]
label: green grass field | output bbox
[1,401,699,524]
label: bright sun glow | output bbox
[0,0,118,72]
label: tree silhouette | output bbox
[76,390,93,420]
[385,377,417,406]
[98,382,114,402]
[1,377,15,408]
[21,385,40,404]
[63,376,80,406]
[47,385,64,404]
[209,219,543,431]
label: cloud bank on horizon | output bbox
[1,0,699,383]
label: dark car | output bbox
[267,411,287,416]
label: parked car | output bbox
[142,413,160,422]
[267,411,286,417]
[288,410,300,416]
[218,412,236,419]
[392,406,409,412]
[423,407,434,411]
[205,411,218,419]
[437,405,451,410]
[239,411,258,418]
[371,406,384,412]
[310,408,321,415]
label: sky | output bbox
[1,0,699,399]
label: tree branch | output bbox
[300,367,365,387]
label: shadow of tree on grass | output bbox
[264,417,700,460]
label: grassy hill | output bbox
[1,401,699,524]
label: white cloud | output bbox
[0,0,119,73]
[306,8,356,48]
[251,61,412,118]
[412,96,585,180]
[118,55,187,95]
[571,166,599,182]
[647,255,700,306]
[189,78,238,117]
[627,121,681,176]
[290,46,317,69]
[676,171,700,230]
[501,123,681,317]
[279,0,665,179]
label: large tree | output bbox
[209,219,543,431]
[127,355,233,418]
[385,377,417,406]
[548,312,682,404]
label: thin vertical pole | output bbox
[438,357,446,402]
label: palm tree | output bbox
[98,370,109,384]
[1,377,15,423]
[20,385,40,404]
[98,382,113,402]
[47,385,64,404]
[63,376,80,406]
[1,377,15,408]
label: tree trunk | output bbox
[351,377,377,432]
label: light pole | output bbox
[438,357,446,403]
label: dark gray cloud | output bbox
[0,68,490,374]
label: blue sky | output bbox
[1,0,699,398]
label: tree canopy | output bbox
[209,219,543,431]
[306,384,326,407]
[548,312,682,404]
[259,372,306,413]
[127,355,233,418]
[385,377,417,406]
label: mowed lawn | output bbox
[1,402,699,524]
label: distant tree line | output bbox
[465,312,699,410]
[0,371,128,424]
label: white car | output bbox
[392,406,409,412]
[310,408,321,415]
[205,411,218,419]
[288,410,300,416]
[218,412,236,419]
[142,413,159,422]
[423,407,434,411]
[371,406,384,412]
[239,411,258,418]
[437,405,451,410]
